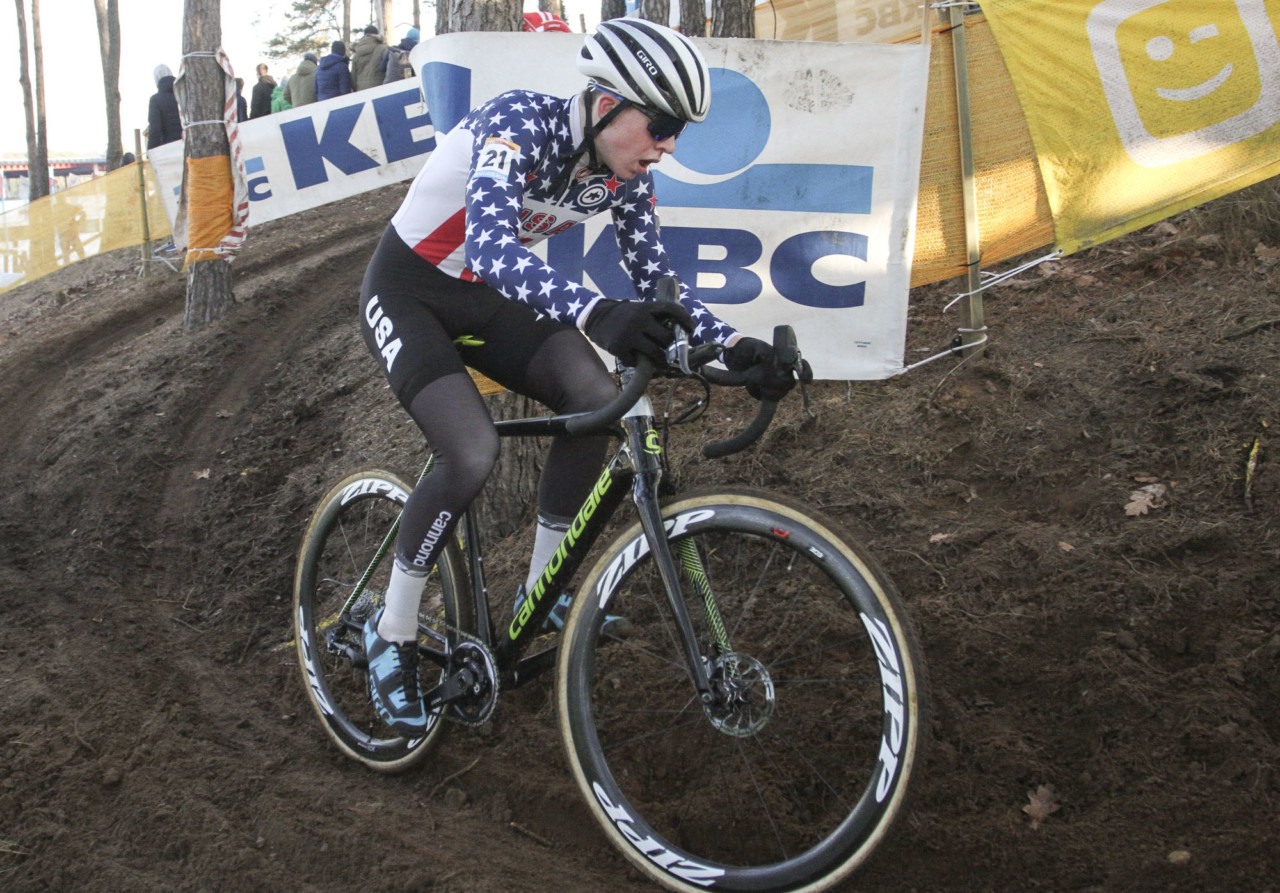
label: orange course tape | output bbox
[185,154,234,264]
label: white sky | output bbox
[2,0,601,157]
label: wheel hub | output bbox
[704,652,775,737]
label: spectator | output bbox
[120,152,136,165]
[272,76,292,113]
[315,40,353,101]
[284,52,319,106]
[379,27,419,85]
[146,64,183,149]
[250,63,277,118]
[522,11,572,31]
[234,77,248,122]
[351,25,386,91]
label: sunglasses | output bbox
[633,105,687,142]
[597,86,687,141]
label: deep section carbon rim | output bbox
[560,491,925,892]
[293,469,467,772]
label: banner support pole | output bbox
[949,3,986,356]
[135,129,153,277]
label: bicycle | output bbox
[292,279,928,892]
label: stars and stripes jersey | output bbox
[389,89,738,347]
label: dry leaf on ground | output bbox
[1023,784,1061,829]
[1125,483,1167,516]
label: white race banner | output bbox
[148,78,436,231]
[154,33,929,379]
[417,33,928,379]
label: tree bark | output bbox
[412,0,419,29]
[439,0,520,34]
[29,0,49,200]
[181,0,234,330]
[710,0,753,37]
[539,0,564,20]
[93,0,123,170]
[600,0,626,22]
[342,0,350,48]
[639,0,669,26]
[680,0,705,36]
[639,0,670,26]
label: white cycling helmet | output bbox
[578,19,711,123]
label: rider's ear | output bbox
[595,91,619,117]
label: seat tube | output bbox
[623,413,713,698]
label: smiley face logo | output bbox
[1087,0,1280,166]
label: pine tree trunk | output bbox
[440,0,520,34]
[680,0,705,36]
[601,0,626,22]
[94,0,123,170]
[711,0,753,37]
[639,0,669,26]
[435,0,537,540]
[181,0,234,330]
[30,0,49,201]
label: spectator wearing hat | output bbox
[351,25,387,92]
[285,52,319,107]
[146,64,183,149]
[315,40,354,101]
[379,27,420,85]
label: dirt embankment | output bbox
[0,184,1276,891]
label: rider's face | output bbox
[592,94,678,180]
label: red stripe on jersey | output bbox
[413,207,467,265]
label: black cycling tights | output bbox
[394,328,617,574]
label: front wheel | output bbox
[293,467,471,772]
[557,487,927,892]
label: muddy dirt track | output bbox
[1,184,1277,891]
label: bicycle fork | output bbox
[622,411,720,705]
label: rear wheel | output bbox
[293,468,471,772]
[558,488,927,892]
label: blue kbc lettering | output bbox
[275,88,435,192]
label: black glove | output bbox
[723,336,812,401]
[583,298,695,366]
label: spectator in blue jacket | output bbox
[315,40,354,101]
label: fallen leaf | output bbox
[1168,850,1192,865]
[1125,483,1167,516]
[215,409,232,419]
[929,533,954,544]
[1023,784,1061,829]
[1058,541,1075,552]
[193,468,210,480]
[1254,243,1280,265]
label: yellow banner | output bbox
[0,163,172,293]
[984,0,1280,253]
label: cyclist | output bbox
[358,19,803,734]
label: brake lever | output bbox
[657,275,692,375]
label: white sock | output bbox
[525,516,571,593]
[377,559,429,644]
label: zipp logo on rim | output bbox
[861,613,907,802]
[591,781,724,886]
[340,478,409,506]
[595,509,715,604]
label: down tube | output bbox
[497,461,633,663]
